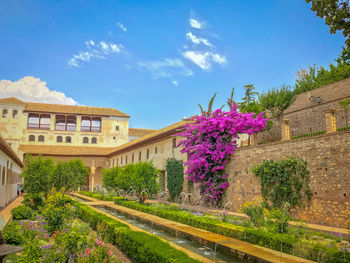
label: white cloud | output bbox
[186,32,212,47]
[138,58,193,79]
[172,80,179,86]
[182,51,226,70]
[0,76,78,105]
[190,18,202,29]
[117,22,127,32]
[68,40,123,67]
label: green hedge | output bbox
[11,205,34,220]
[74,201,200,263]
[77,191,124,202]
[291,131,326,140]
[80,192,350,262]
[115,228,199,263]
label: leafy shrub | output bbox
[265,208,290,234]
[22,193,44,210]
[166,158,184,201]
[240,199,265,227]
[291,130,326,140]
[2,220,24,245]
[252,157,312,209]
[40,190,74,234]
[78,191,123,202]
[11,205,34,220]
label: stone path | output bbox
[72,193,315,263]
[0,197,23,230]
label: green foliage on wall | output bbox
[252,157,312,209]
[165,158,184,201]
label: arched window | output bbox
[38,135,45,142]
[57,136,63,143]
[83,137,89,144]
[2,109,8,118]
[12,110,18,119]
[116,125,119,131]
[29,135,35,142]
[66,136,72,143]
[91,137,97,144]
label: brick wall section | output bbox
[224,130,350,227]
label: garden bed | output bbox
[78,191,350,263]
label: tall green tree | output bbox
[305,0,350,47]
[166,158,184,201]
[259,85,296,121]
[102,166,123,191]
[21,155,54,196]
[242,84,259,105]
[110,162,159,203]
[51,159,89,192]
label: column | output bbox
[90,160,95,192]
[281,119,290,141]
[50,114,55,130]
[250,134,258,146]
[77,116,82,131]
[324,109,337,133]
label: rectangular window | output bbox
[125,156,128,164]
[81,116,102,132]
[155,147,157,154]
[172,138,177,148]
[67,116,76,131]
[132,153,134,163]
[139,151,141,161]
[28,113,40,129]
[55,115,66,130]
[39,114,51,130]
[146,149,149,159]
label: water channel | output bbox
[94,205,249,263]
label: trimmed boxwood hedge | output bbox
[79,192,350,262]
[77,191,124,202]
[74,201,200,263]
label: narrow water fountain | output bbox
[94,205,247,263]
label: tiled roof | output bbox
[0,135,24,168]
[0,97,26,105]
[0,97,130,118]
[107,120,187,156]
[129,128,158,137]
[19,144,115,157]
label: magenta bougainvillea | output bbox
[176,105,268,205]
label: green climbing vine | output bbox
[252,157,312,209]
[166,158,184,201]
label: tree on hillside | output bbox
[259,85,296,121]
[305,0,350,47]
[21,155,54,196]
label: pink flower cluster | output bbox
[176,105,267,205]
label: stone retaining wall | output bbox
[223,130,350,227]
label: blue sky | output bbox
[0,0,346,129]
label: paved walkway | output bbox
[0,196,23,230]
[72,193,314,263]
